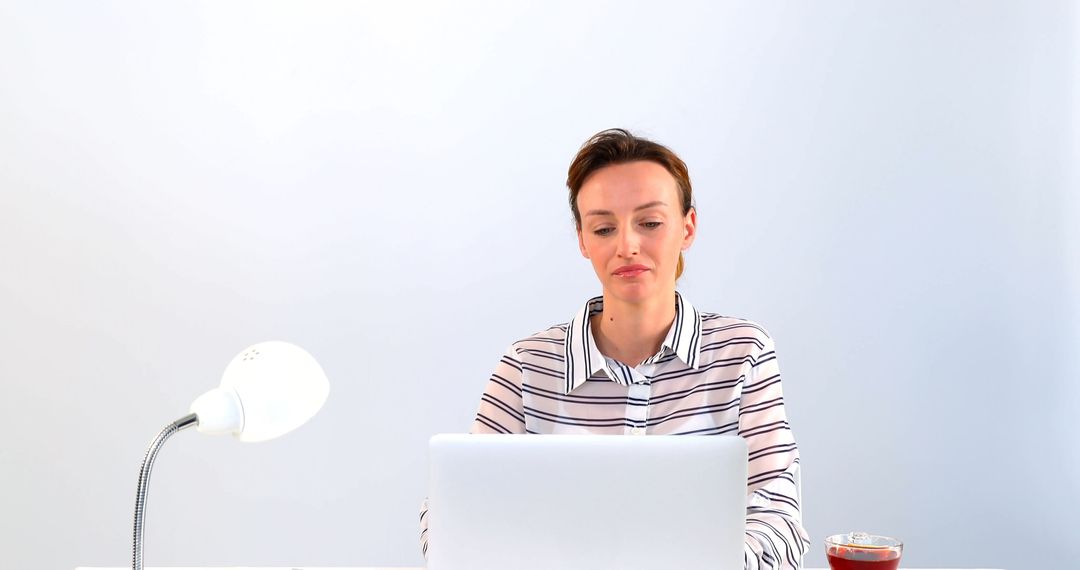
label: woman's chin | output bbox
[604,281,662,304]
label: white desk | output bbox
[79,561,1006,565]
[78,567,1006,570]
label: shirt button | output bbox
[630,427,645,435]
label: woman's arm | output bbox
[419,344,527,558]
[469,344,527,434]
[740,334,811,570]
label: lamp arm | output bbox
[132,413,198,570]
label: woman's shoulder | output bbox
[698,312,774,342]
[507,322,570,354]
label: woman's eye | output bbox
[594,227,614,236]
[642,221,663,229]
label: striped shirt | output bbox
[420,292,810,569]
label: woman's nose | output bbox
[616,227,640,257]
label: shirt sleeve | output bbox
[740,333,811,570]
[469,344,527,434]
[419,344,527,558]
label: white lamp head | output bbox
[189,341,329,442]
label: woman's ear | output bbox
[681,207,697,251]
[577,229,590,259]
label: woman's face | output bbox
[576,160,696,305]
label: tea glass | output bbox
[824,532,903,570]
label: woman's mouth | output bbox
[613,264,649,278]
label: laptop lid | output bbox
[427,433,747,570]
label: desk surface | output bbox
[79,561,1006,565]
[78,567,1006,570]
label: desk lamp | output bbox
[131,341,329,570]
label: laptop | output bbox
[427,433,748,570]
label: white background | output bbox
[1,1,1076,569]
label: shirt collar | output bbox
[562,291,703,394]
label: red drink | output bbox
[825,533,903,570]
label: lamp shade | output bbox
[189,341,329,442]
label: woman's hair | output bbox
[566,128,694,278]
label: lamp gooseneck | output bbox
[132,413,198,570]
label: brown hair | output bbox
[566,128,694,278]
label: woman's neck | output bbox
[590,291,677,366]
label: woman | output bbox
[421,129,810,570]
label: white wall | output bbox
[0,1,1075,569]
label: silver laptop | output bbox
[427,434,747,570]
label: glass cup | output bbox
[825,532,903,570]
